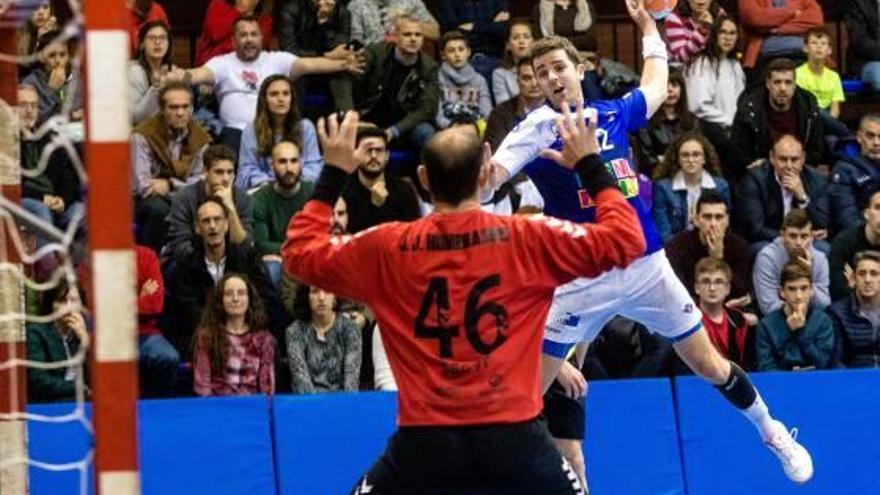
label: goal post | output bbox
[0,0,142,493]
[82,0,141,493]
[0,12,29,495]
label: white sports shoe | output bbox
[764,420,814,484]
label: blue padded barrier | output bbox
[139,396,276,495]
[583,378,686,495]
[28,370,880,495]
[27,402,92,495]
[31,397,278,495]
[675,370,880,495]
[273,392,397,495]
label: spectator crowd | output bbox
[17,0,880,402]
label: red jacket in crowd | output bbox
[738,0,824,68]
[195,0,273,66]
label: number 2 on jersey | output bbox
[415,275,509,358]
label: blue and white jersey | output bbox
[492,89,662,255]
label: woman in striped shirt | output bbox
[664,0,726,66]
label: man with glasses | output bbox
[340,125,421,234]
[694,257,756,370]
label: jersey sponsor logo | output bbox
[577,158,640,208]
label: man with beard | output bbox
[185,14,363,152]
[163,144,253,268]
[731,58,825,175]
[341,126,421,234]
[252,141,315,286]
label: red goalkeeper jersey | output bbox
[282,189,644,426]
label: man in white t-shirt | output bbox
[186,14,362,153]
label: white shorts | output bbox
[542,250,703,358]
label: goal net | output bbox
[0,0,138,493]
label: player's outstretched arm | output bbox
[523,103,646,283]
[626,0,668,118]
[281,111,384,303]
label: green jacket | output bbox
[26,323,78,403]
[355,42,439,135]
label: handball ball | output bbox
[644,0,677,20]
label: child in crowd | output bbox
[694,257,757,370]
[194,273,276,396]
[756,262,835,371]
[795,28,849,137]
[436,30,492,130]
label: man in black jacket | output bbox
[277,0,355,110]
[165,199,284,352]
[354,15,439,151]
[844,0,880,91]
[341,126,421,234]
[829,114,880,234]
[736,134,829,253]
[829,186,880,300]
[827,250,880,368]
[731,58,825,177]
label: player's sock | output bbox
[715,362,775,439]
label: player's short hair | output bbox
[441,30,469,51]
[805,27,831,43]
[531,36,582,68]
[780,261,812,286]
[764,58,796,80]
[203,144,236,170]
[694,257,732,281]
[854,250,880,270]
[421,130,483,205]
[781,209,811,231]
[695,190,728,215]
[356,124,388,147]
[159,80,192,108]
[517,55,534,73]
